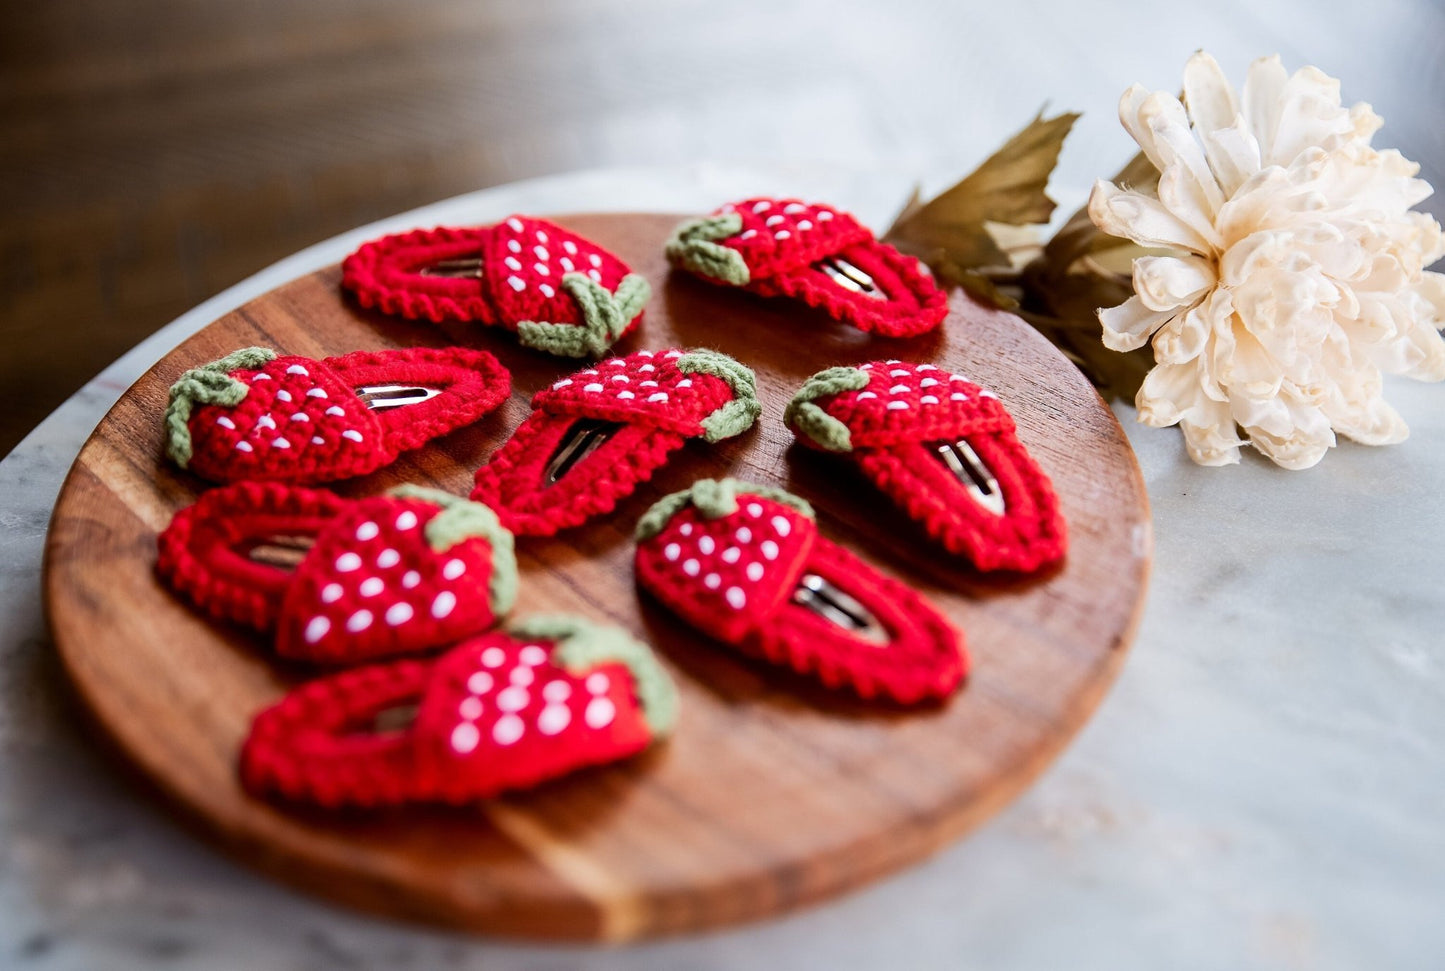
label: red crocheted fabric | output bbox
[340,218,649,357]
[634,479,965,704]
[665,198,948,337]
[240,618,677,807]
[785,360,1067,573]
[471,348,761,537]
[164,346,510,485]
[156,482,516,663]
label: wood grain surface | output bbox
[42,213,1150,941]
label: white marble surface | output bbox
[2,165,1442,970]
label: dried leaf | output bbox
[884,110,1080,271]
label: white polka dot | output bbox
[451,722,479,754]
[401,570,421,589]
[775,230,791,240]
[859,363,873,369]
[585,697,616,729]
[252,373,271,380]
[256,414,276,430]
[359,577,384,598]
[584,383,604,393]
[443,558,466,580]
[507,238,522,253]
[784,202,807,214]
[459,696,483,720]
[761,540,779,560]
[647,392,668,403]
[307,388,328,398]
[917,364,937,371]
[520,645,548,666]
[818,210,833,220]
[235,441,254,453]
[746,562,765,582]
[342,429,364,442]
[740,229,758,239]
[325,406,344,416]
[536,230,549,243]
[920,377,939,388]
[721,547,741,564]
[639,380,658,388]
[468,671,494,694]
[725,587,747,610]
[507,275,526,291]
[771,515,791,537]
[346,609,373,633]
[511,665,534,686]
[735,526,753,544]
[311,436,325,445]
[216,416,236,429]
[378,599,413,626]
[303,616,330,643]
[539,283,555,298]
[270,437,291,449]
[538,704,571,735]
[606,358,627,367]
[663,543,681,561]
[504,256,522,272]
[335,552,361,572]
[395,510,418,530]
[676,379,693,388]
[752,201,771,213]
[856,391,877,400]
[683,558,700,577]
[617,390,635,400]
[321,583,343,603]
[286,364,308,376]
[543,680,571,702]
[639,363,655,372]
[886,359,902,365]
[289,412,309,423]
[482,646,505,667]
[431,590,456,618]
[679,523,693,536]
[981,389,999,399]
[889,384,910,394]
[797,219,813,230]
[533,263,549,276]
[493,714,524,746]
[887,401,909,411]
[746,503,763,518]
[951,392,968,401]
[534,245,549,261]
[506,217,524,231]
[704,572,721,589]
[698,535,715,555]
[921,395,939,404]
[588,269,601,282]
[765,214,785,227]
[552,378,573,390]
[376,549,400,569]
[890,369,910,377]
[497,686,529,712]
[586,672,610,694]
[356,521,379,541]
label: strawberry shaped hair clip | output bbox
[665,198,948,338]
[471,348,761,537]
[785,360,1066,573]
[240,615,677,807]
[341,217,650,358]
[634,479,966,704]
[165,346,510,485]
[157,482,516,663]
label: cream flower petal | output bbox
[1180,400,1245,466]
[1269,66,1354,166]
[1241,55,1289,160]
[1182,51,1238,137]
[1100,295,1179,352]
[1132,255,1216,311]
[1200,121,1262,198]
[1139,92,1227,218]
[1088,180,1213,254]
[1153,302,1212,364]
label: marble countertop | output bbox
[2,165,1441,970]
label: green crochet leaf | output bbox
[517,273,651,358]
[664,213,749,285]
[676,349,762,443]
[510,614,678,737]
[635,477,814,542]
[164,346,278,468]
[782,366,870,452]
[388,485,518,618]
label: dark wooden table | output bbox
[2,0,1441,457]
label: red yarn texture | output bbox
[675,198,948,337]
[791,360,1067,573]
[156,482,508,663]
[635,488,966,703]
[339,217,641,333]
[472,349,739,537]
[177,346,510,485]
[240,630,655,807]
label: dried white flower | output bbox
[1090,52,1445,469]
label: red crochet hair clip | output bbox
[164,345,510,485]
[241,616,678,807]
[156,482,517,663]
[341,216,650,358]
[665,198,948,337]
[785,360,1067,573]
[472,348,761,537]
[634,478,966,704]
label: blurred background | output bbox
[2,0,1441,457]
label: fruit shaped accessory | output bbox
[156,482,516,663]
[784,360,1067,573]
[240,615,678,807]
[164,346,511,485]
[471,348,761,537]
[664,197,948,338]
[634,478,966,704]
[341,216,651,358]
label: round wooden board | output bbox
[44,213,1151,941]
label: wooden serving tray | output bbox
[43,213,1150,941]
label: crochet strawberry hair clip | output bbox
[241,615,677,807]
[157,482,516,663]
[341,216,650,358]
[665,198,948,338]
[164,346,510,485]
[471,348,761,537]
[785,360,1067,573]
[634,479,966,704]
